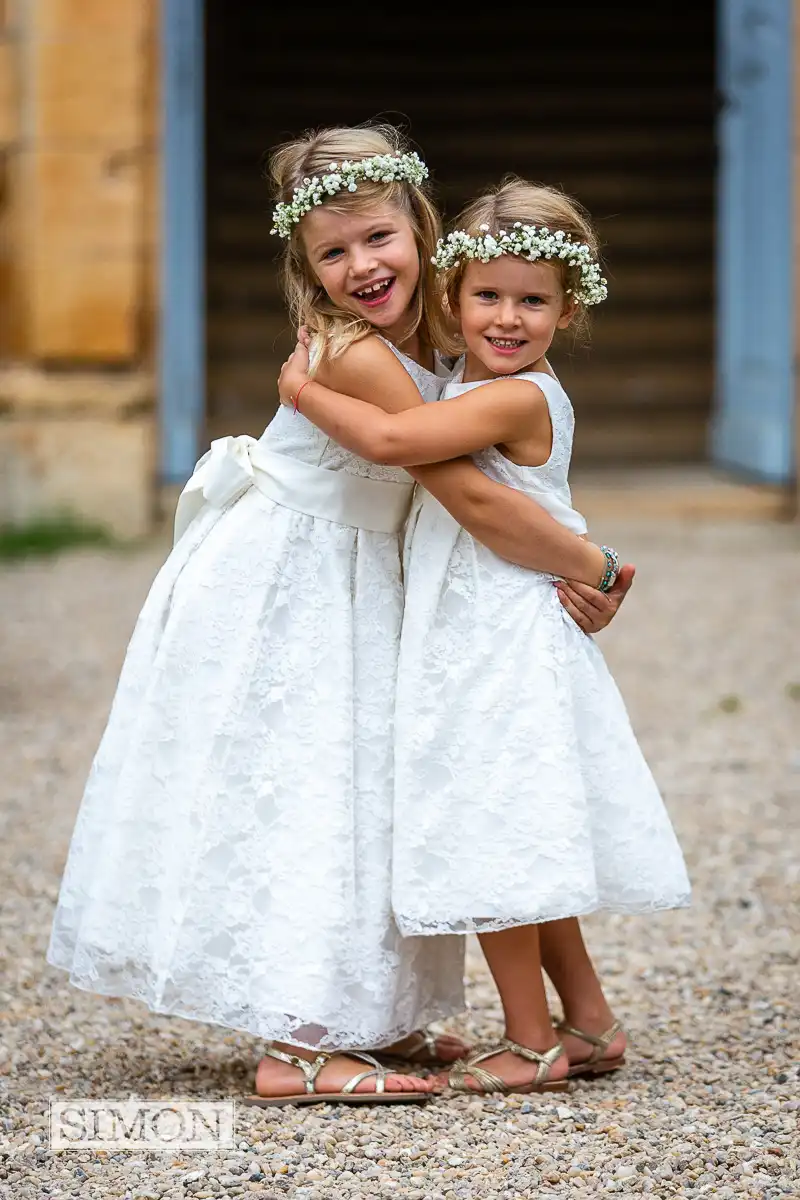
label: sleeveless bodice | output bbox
[441,362,587,535]
[260,338,448,480]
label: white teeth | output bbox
[488,337,523,347]
[356,279,392,298]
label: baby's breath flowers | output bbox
[271,152,429,239]
[432,222,608,306]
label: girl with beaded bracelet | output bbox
[278,178,691,1095]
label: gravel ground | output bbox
[1,518,798,1199]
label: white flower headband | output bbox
[432,222,608,306]
[271,151,429,240]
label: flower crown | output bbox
[271,151,429,240]
[432,223,608,306]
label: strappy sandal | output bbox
[242,1043,431,1107]
[555,1019,626,1078]
[446,1039,569,1095]
[372,1029,469,1067]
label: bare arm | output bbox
[410,459,604,582]
[285,338,604,584]
[290,371,543,467]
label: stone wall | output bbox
[0,0,159,537]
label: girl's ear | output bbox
[557,296,579,330]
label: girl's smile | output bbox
[457,257,576,382]
[350,276,397,308]
[303,204,420,339]
[485,336,528,356]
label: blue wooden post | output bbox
[160,0,205,485]
[713,0,794,482]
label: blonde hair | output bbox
[268,123,451,367]
[439,178,602,350]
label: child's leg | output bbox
[445,924,568,1090]
[539,917,627,1065]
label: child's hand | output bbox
[556,564,636,634]
[278,341,311,408]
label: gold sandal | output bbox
[243,1043,431,1107]
[555,1019,626,1078]
[372,1029,469,1067]
[447,1039,569,1095]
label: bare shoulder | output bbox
[315,334,410,392]
[463,376,548,411]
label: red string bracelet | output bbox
[292,380,312,414]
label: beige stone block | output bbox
[34,148,141,249]
[34,32,145,143]
[0,364,155,415]
[30,254,139,360]
[27,149,142,358]
[0,412,156,537]
[0,39,18,144]
[38,0,145,36]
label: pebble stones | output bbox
[0,519,798,1199]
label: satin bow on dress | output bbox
[173,434,415,545]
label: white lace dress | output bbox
[393,366,691,936]
[47,342,465,1051]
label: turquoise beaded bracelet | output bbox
[598,545,620,593]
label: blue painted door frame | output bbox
[713,0,795,482]
[160,0,205,485]
[159,0,796,484]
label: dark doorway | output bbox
[206,5,715,465]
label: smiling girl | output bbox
[279,178,692,1094]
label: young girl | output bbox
[278,178,692,1094]
[46,128,621,1105]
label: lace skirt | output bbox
[47,486,465,1050]
[393,495,692,936]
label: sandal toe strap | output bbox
[555,1019,622,1065]
[449,1053,509,1095]
[502,1039,564,1084]
[449,1041,549,1094]
[448,1039,566,1095]
[338,1051,386,1095]
[261,1045,406,1097]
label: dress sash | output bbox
[173,436,413,545]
